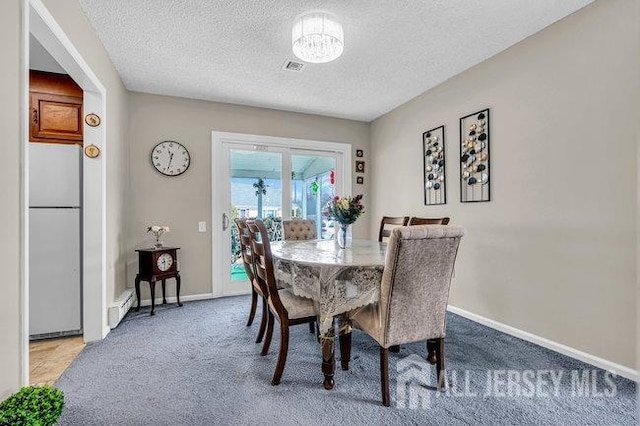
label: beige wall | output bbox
[127,92,370,300]
[42,0,129,302]
[371,0,638,368]
[0,0,24,400]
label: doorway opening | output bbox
[22,0,108,386]
[28,39,85,383]
[212,132,352,297]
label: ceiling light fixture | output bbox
[292,11,344,64]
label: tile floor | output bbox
[30,336,85,386]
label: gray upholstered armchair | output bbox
[282,219,317,241]
[350,225,465,406]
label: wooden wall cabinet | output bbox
[29,70,83,145]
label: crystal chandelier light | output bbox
[292,12,344,64]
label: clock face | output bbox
[156,253,174,272]
[151,141,191,176]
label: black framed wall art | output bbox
[460,109,490,202]
[423,125,446,205]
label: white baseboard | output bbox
[138,292,214,307]
[108,289,135,329]
[447,305,639,382]
[220,288,252,298]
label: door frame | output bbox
[20,0,108,384]
[211,131,352,298]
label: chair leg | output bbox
[426,339,438,364]
[272,321,289,386]
[255,297,267,344]
[247,288,258,327]
[261,311,274,356]
[380,347,390,406]
[435,337,446,391]
[308,321,315,334]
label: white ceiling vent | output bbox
[282,60,304,72]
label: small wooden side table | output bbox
[134,247,182,316]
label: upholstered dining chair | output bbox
[378,216,410,242]
[350,225,465,406]
[247,220,318,386]
[408,216,451,225]
[282,219,317,241]
[390,214,448,354]
[235,218,268,344]
[282,219,318,335]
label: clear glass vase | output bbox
[336,223,352,249]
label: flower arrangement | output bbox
[324,194,365,225]
[324,195,364,249]
[147,225,170,248]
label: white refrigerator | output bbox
[29,142,82,338]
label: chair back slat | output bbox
[408,217,450,226]
[246,220,287,315]
[235,218,266,294]
[234,218,255,281]
[378,216,410,242]
[379,225,464,347]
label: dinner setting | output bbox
[233,193,463,402]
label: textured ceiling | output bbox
[78,0,593,122]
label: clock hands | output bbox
[152,142,189,176]
[157,254,172,271]
[167,152,174,169]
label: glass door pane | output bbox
[229,149,282,283]
[216,142,343,297]
[291,154,336,239]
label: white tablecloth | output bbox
[271,239,386,333]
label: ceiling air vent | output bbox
[282,60,304,72]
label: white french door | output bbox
[211,132,352,297]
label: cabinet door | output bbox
[30,92,83,144]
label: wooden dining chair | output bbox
[378,216,410,242]
[408,217,450,225]
[350,225,465,406]
[235,218,268,344]
[246,220,318,386]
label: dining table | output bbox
[270,238,386,390]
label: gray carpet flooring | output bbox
[56,296,637,425]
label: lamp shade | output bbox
[292,12,344,63]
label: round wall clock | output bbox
[151,141,191,176]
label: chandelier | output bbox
[292,12,344,64]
